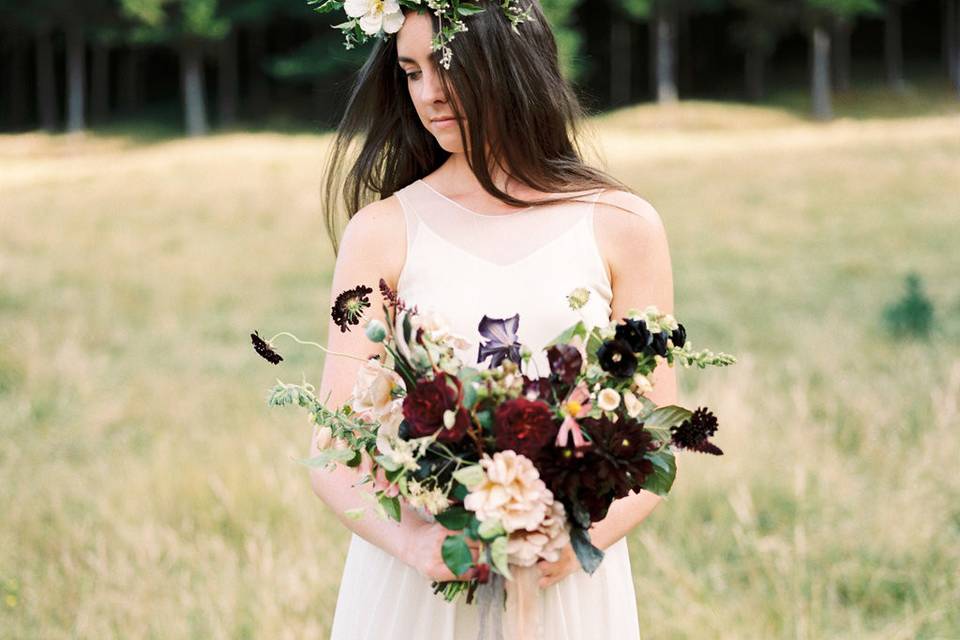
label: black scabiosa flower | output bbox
[614,318,651,353]
[670,407,723,455]
[671,323,686,349]
[596,339,637,378]
[331,284,373,333]
[251,330,283,364]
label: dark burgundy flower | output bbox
[585,415,657,496]
[670,406,723,455]
[379,278,414,312]
[670,323,686,348]
[475,562,491,584]
[596,339,637,378]
[614,318,651,353]
[331,284,373,333]
[648,330,670,357]
[251,330,283,364]
[546,344,582,385]
[521,375,554,402]
[402,372,470,443]
[477,313,522,368]
[494,397,558,458]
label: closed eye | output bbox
[405,71,422,81]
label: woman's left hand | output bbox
[535,542,579,588]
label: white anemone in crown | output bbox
[344,0,406,36]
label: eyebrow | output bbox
[398,56,419,64]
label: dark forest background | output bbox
[1,0,959,135]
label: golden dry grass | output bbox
[2,100,959,638]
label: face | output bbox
[396,11,467,153]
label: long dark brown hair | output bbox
[320,0,636,254]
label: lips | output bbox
[431,117,457,122]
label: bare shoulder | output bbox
[592,188,670,281]
[336,193,407,289]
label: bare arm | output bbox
[587,191,678,551]
[307,196,428,565]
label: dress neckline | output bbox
[415,179,539,218]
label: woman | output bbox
[310,2,677,637]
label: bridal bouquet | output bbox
[252,279,735,635]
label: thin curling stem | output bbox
[268,331,368,363]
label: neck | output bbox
[439,152,521,195]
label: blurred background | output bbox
[2,0,959,638]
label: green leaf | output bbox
[489,535,512,580]
[476,409,494,432]
[344,449,363,468]
[435,505,472,530]
[477,519,505,541]
[464,515,481,541]
[642,449,677,497]
[456,2,485,15]
[570,527,604,575]
[293,448,356,469]
[452,464,484,489]
[344,507,365,520]
[585,327,604,364]
[441,534,474,577]
[378,494,402,522]
[462,383,478,410]
[545,321,586,349]
[451,482,469,501]
[643,405,691,429]
[375,454,401,472]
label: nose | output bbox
[419,67,447,104]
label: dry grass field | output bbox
[2,99,959,638]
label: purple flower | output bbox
[477,313,522,368]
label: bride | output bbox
[309,1,677,637]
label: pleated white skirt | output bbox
[329,532,641,639]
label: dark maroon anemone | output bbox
[670,407,723,455]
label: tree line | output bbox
[1,0,958,136]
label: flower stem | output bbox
[268,331,368,363]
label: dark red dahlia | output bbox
[670,406,723,455]
[583,415,657,497]
[494,397,559,458]
[402,372,470,443]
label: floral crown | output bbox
[308,0,537,69]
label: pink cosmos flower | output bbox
[555,381,593,455]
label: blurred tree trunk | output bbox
[245,26,269,118]
[35,30,58,131]
[179,38,208,136]
[5,41,29,130]
[118,47,142,113]
[610,19,631,106]
[217,29,238,128]
[744,48,766,102]
[810,23,833,120]
[65,19,87,132]
[885,0,906,92]
[91,40,110,124]
[832,14,852,92]
[653,0,678,104]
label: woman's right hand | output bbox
[403,520,482,582]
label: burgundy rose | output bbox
[402,372,470,443]
[494,397,559,458]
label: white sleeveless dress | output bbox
[328,178,642,640]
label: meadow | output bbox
[2,97,959,639]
